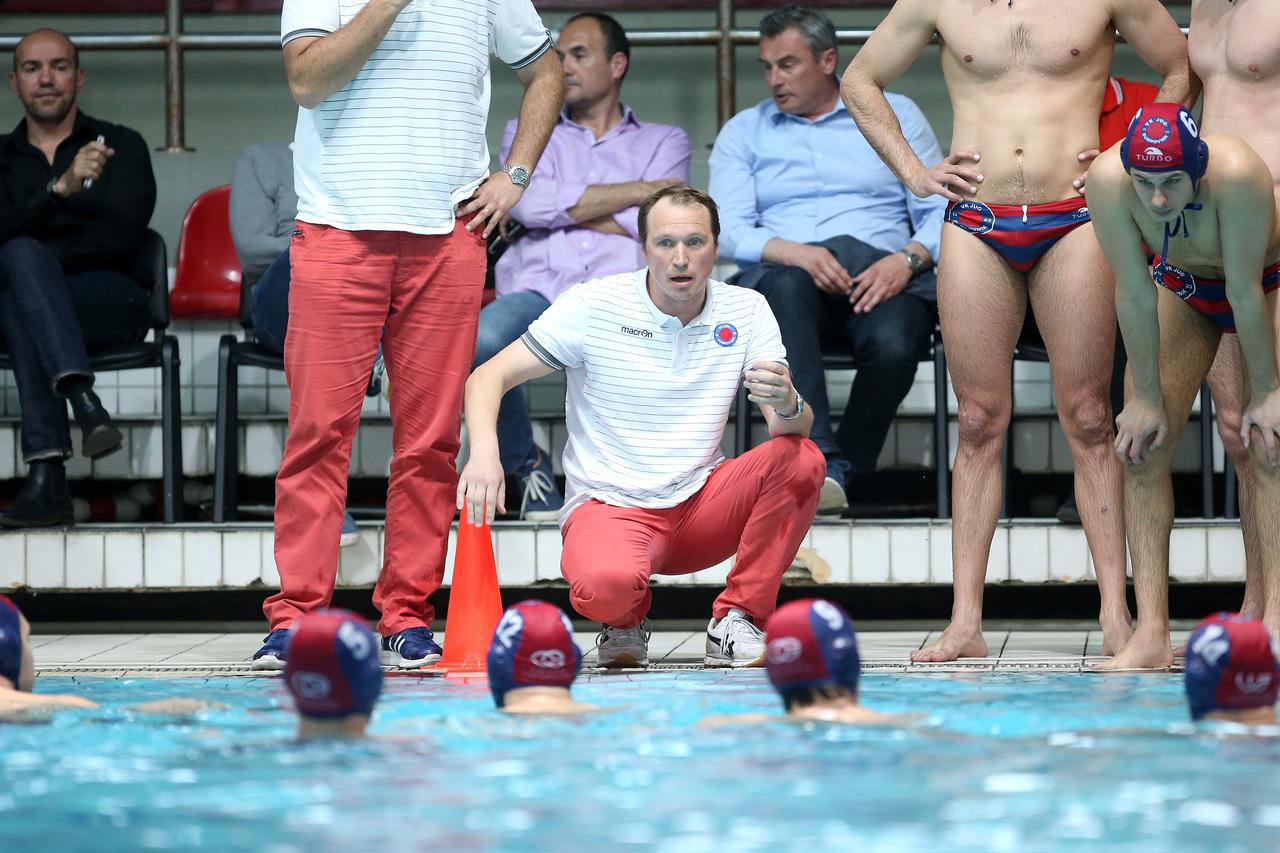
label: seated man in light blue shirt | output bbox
[709,4,945,514]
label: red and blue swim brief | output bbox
[1152,259,1280,333]
[944,198,1093,273]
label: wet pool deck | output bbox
[30,625,1194,677]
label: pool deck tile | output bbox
[24,626,1197,676]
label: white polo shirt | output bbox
[522,269,787,523]
[281,0,552,235]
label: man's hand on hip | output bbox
[457,448,506,526]
[1073,147,1102,195]
[461,172,526,238]
[744,360,797,415]
[848,253,911,314]
[909,151,983,203]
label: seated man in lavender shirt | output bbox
[478,12,690,520]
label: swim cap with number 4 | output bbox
[763,598,861,694]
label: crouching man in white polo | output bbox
[459,186,824,668]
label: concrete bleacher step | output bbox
[0,519,1247,593]
[0,321,1226,480]
[0,411,1226,482]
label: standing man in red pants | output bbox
[459,187,825,669]
[253,0,564,670]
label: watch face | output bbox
[506,165,530,186]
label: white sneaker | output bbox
[817,476,848,515]
[705,609,766,668]
[596,621,650,668]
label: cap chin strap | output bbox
[1156,197,1204,270]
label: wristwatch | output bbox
[900,247,926,274]
[47,178,63,199]
[776,391,806,421]
[501,163,530,188]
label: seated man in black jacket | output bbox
[0,29,155,526]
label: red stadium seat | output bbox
[171,184,242,319]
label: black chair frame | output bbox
[214,230,517,522]
[213,264,283,523]
[733,324,951,518]
[0,229,183,522]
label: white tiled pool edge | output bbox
[30,628,1193,677]
[0,519,1247,592]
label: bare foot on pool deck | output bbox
[1091,630,1172,671]
[911,623,987,663]
[1099,613,1134,656]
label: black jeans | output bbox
[737,236,937,473]
[0,236,149,460]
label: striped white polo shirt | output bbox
[522,269,787,523]
[281,0,552,235]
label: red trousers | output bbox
[560,436,824,628]
[265,220,485,635]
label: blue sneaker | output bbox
[340,512,359,548]
[251,628,291,671]
[818,458,849,516]
[520,448,564,521]
[380,627,443,669]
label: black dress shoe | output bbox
[64,383,123,460]
[0,460,74,527]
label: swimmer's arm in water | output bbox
[1088,152,1168,465]
[698,713,778,728]
[841,0,981,204]
[1217,144,1280,464]
[502,702,604,717]
[1111,0,1197,106]
[126,699,225,716]
[699,708,917,728]
[794,706,908,726]
[0,690,98,720]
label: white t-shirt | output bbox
[521,269,788,523]
[281,0,552,234]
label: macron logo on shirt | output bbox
[621,325,654,339]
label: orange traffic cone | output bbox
[440,506,503,672]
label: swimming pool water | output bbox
[3,672,1278,852]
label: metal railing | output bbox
[0,0,881,150]
[0,1,1184,151]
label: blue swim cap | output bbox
[285,609,384,719]
[763,598,860,695]
[1185,612,1279,721]
[0,595,21,688]
[1120,102,1209,184]
[487,601,582,708]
